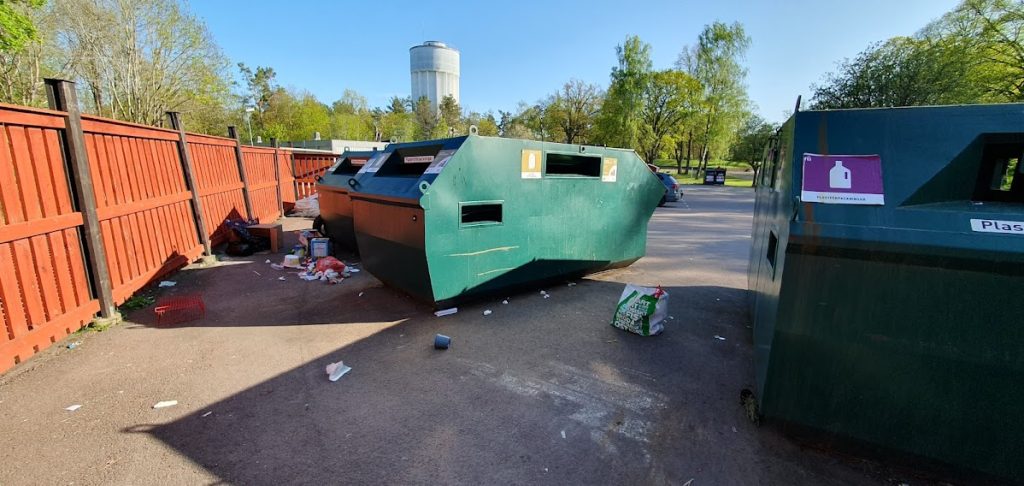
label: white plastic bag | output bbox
[611,284,669,336]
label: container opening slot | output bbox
[461,203,503,225]
[378,145,444,177]
[767,231,778,272]
[973,142,1024,203]
[332,157,368,175]
[545,153,601,177]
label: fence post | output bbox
[167,112,213,259]
[271,137,284,218]
[44,79,120,322]
[292,153,300,200]
[228,126,255,220]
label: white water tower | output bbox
[410,41,460,113]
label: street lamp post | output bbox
[244,107,255,145]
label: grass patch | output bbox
[120,293,156,311]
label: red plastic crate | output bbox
[154,294,206,325]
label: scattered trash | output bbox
[278,276,286,281]
[282,254,302,268]
[502,299,509,305]
[265,259,272,264]
[252,271,261,277]
[668,316,675,320]
[201,411,213,418]
[434,334,452,349]
[325,361,352,382]
[539,290,547,295]
[67,341,81,350]
[349,268,360,273]
[290,194,320,218]
[483,309,492,316]
[270,263,284,270]
[605,339,617,343]
[543,294,550,299]
[611,284,669,336]
[567,282,577,287]
[153,400,178,409]
[158,281,176,288]
[65,404,82,412]
[358,292,364,297]
[310,237,331,258]
[732,427,738,433]
[714,335,726,341]
[434,307,458,317]
[560,430,566,439]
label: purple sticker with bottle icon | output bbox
[801,153,885,205]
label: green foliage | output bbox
[595,36,653,148]
[678,21,751,175]
[637,70,701,164]
[729,114,777,185]
[0,0,43,52]
[812,0,1024,108]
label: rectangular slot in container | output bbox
[545,153,601,177]
[973,142,1023,203]
[332,156,369,175]
[461,202,503,226]
[378,145,444,177]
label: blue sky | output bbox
[191,0,960,123]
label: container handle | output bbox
[348,178,358,189]
[418,181,431,194]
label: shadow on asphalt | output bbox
[129,281,770,485]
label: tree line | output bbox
[0,0,757,179]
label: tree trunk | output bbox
[685,132,693,175]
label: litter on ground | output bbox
[66,341,81,350]
[502,299,509,305]
[325,361,352,382]
[483,309,492,316]
[434,308,458,317]
[153,400,178,409]
[201,411,213,418]
[434,334,452,349]
[158,281,176,287]
[65,404,81,412]
[277,276,286,281]
[714,335,726,341]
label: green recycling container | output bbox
[318,150,375,252]
[349,134,663,307]
[748,103,1024,480]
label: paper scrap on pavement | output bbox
[153,400,178,409]
[65,404,82,412]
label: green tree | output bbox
[413,96,439,140]
[0,0,55,106]
[438,94,461,134]
[50,0,233,126]
[0,0,44,52]
[729,114,776,186]
[332,88,368,115]
[548,79,602,144]
[678,21,751,178]
[637,70,701,165]
[387,96,409,114]
[595,36,652,149]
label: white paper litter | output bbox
[201,411,213,418]
[158,281,176,287]
[153,400,178,409]
[502,299,509,305]
[434,307,458,317]
[714,335,726,341]
[483,309,492,316]
[325,361,352,382]
[65,404,82,412]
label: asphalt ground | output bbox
[0,186,958,485]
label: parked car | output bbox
[654,172,680,206]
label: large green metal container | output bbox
[350,134,663,307]
[318,150,374,252]
[748,104,1024,479]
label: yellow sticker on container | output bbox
[602,157,618,182]
[521,150,542,179]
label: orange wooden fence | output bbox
[81,115,205,303]
[293,152,337,199]
[241,146,281,223]
[186,133,250,246]
[0,104,98,369]
[0,80,338,373]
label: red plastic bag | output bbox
[315,256,346,274]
